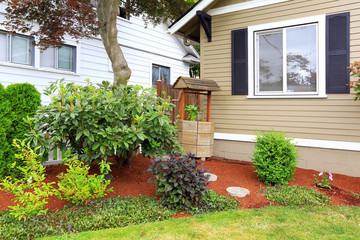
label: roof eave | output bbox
[168,0,214,35]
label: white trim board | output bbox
[207,0,290,16]
[214,133,360,152]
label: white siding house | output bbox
[0,3,200,104]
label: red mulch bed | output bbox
[1,155,360,216]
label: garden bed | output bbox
[1,155,360,213]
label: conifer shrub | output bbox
[252,130,299,186]
[0,83,41,179]
[0,83,13,177]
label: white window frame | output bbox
[248,15,326,98]
[40,45,76,72]
[1,32,34,66]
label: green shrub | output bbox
[0,83,13,177]
[0,83,41,179]
[252,130,299,185]
[189,190,241,214]
[0,140,56,220]
[57,156,113,206]
[0,195,175,239]
[264,185,331,206]
[6,83,41,141]
[27,79,180,166]
[147,153,209,211]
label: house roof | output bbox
[168,0,215,43]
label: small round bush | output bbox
[252,130,299,185]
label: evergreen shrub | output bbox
[252,130,299,185]
[0,83,41,179]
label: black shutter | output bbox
[231,28,248,95]
[326,12,350,93]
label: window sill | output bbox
[246,94,327,99]
[0,62,80,76]
[117,16,131,23]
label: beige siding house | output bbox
[169,0,360,177]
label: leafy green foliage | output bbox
[27,79,180,166]
[0,195,175,240]
[350,191,360,199]
[0,83,41,179]
[0,140,56,220]
[184,105,203,121]
[147,153,209,210]
[264,185,331,206]
[188,190,241,214]
[57,156,113,206]
[252,130,299,185]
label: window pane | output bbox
[11,36,32,65]
[152,65,159,88]
[0,33,7,62]
[160,66,170,84]
[40,47,55,68]
[258,31,283,92]
[287,25,317,92]
[58,46,74,71]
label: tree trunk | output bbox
[97,0,131,85]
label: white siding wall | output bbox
[0,3,192,104]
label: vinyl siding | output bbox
[0,4,192,104]
[201,0,360,142]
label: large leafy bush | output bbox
[252,130,299,185]
[0,83,40,178]
[147,153,209,210]
[27,79,180,165]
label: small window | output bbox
[0,32,33,66]
[152,65,170,88]
[40,45,76,72]
[118,6,130,20]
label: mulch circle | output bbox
[1,155,360,217]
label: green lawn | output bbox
[41,206,360,240]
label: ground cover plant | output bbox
[264,185,331,206]
[0,195,176,240]
[252,130,299,185]
[147,153,210,211]
[27,79,180,166]
[40,206,360,240]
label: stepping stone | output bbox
[226,187,250,198]
[204,173,217,181]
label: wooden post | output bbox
[179,89,186,120]
[156,80,162,97]
[206,91,211,122]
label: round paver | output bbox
[204,173,217,181]
[226,187,250,198]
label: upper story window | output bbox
[248,15,326,98]
[118,2,130,20]
[152,64,170,88]
[0,31,33,66]
[40,45,76,72]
